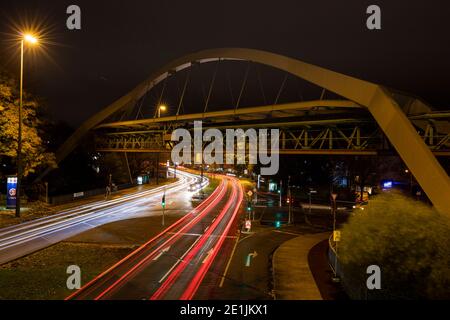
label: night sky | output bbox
[1,0,449,127]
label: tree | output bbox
[0,71,55,178]
[339,192,450,299]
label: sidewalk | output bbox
[272,232,330,300]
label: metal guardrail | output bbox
[328,235,367,299]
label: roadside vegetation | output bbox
[0,242,133,300]
[339,192,450,299]
[202,177,220,195]
[190,177,220,207]
[0,71,56,179]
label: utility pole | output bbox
[45,182,48,204]
[156,153,159,185]
[288,176,292,224]
[279,180,282,208]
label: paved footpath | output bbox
[272,232,330,300]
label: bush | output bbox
[339,192,450,299]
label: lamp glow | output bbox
[23,34,38,45]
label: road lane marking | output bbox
[272,230,304,236]
[245,251,258,267]
[82,222,98,228]
[238,233,255,244]
[153,246,171,261]
[219,232,240,288]
[158,236,201,283]
[167,232,237,239]
[202,248,214,264]
[168,232,203,237]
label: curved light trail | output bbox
[67,175,244,300]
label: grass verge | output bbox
[0,242,133,300]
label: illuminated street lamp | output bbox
[158,104,167,118]
[155,104,167,185]
[16,33,39,218]
[24,34,38,44]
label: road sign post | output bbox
[6,176,18,210]
[245,220,252,231]
[331,192,340,282]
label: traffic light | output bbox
[275,212,282,228]
[246,201,252,212]
[162,193,166,208]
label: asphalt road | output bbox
[0,169,200,265]
[67,175,244,300]
[206,227,298,300]
[196,191,347,300]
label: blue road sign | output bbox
[6,176,18,209]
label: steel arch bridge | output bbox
[53,48,450,215]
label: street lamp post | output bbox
[155,105,166,186]
[158,104,167,118]
[16,33,38,218]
